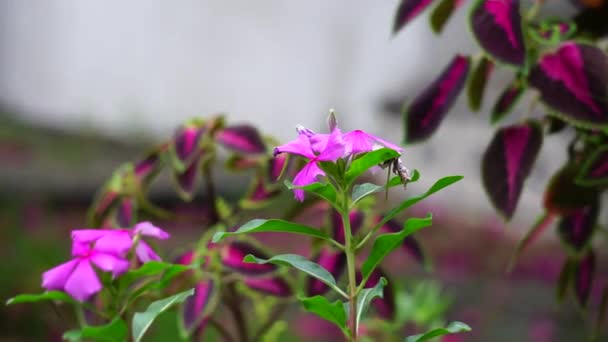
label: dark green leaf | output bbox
[212,219,332,244]
[243,254,347,298]
[466,55,492,112]
[430,0,459,34]
[361,215,433,280]
[300,296,347,331]
[345,148,401,184]
[63,318,127,342]
[6,291,75,305]
[405,321,472,342]
[284,180,338,207]
[356,277,387,332]
[132,288,195,342]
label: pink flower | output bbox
[42,244,129,301]
[342,130,402,155]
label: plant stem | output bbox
[226,284,248,342]
[342,192,358,341]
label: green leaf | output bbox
[63,318,127,342]
[243,253,348,298]
[345,148,401,184]
[361,215,433,280]
[351,171,420,205]
[356,277,387,333]
[132,288,195,342]
[300,296,347,331]
[466,55,492,112]
[6,291,75,305]
[212,219,332,244]
[404,321,471,342]
[380,175,462,226]
[430,0,458,34]
[120,261,177,285]
[284,180,338,207]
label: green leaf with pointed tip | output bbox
[351,171,420,205]
[300,296,347,331]
[132,288,195,342]
[6,291,75,305]
[467,56,492,112]
[405,321,471,342]
[243,254,348,298]
[430,0,459,34]
[212,219,332,243]
[379,175,462,228]
[362,215,433,280]
[64,318,127,342]
[356,277,387,333]
[345,148,401,184]
[284,180,338,207]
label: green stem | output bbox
[342,191,358,341]
[74,305,87,328]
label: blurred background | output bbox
[1,1,605,341]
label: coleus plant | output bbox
[6,112,471,341]
[392,0,608,335]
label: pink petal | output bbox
[274,134,315,159]
[309,133,330,154]
[94,231,133,257]
[133,221,170,240]
[71,229,108,244]
[136,241,162,263]
[292,161,325,201]
[64,260,102,302]
[317,128,346,161]
[42,259,79,291]
[90,252,130,278]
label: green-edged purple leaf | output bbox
[490,78,525,124]
[300,296,347,332]
[212,219,332,244]
[361,214,433,280]
[216,125,266,154]
[405,322,472,342]
[307,248,346,296]
[380,218,427,267]
[182,279,214,336]
[467,55,494,112]
[330,209,364,245]
[239,175,281,209]
[544,163,599,215]
[470,0,526,66]
[430,0,462,34]
[393,0,437,34]
[576,145,608,186]
[529,42,608,128]
[172,125,205,171]
[220,241,277,275]
[558,203,598,253]
[113,197,136,227]
[243,253,348,298]
[134,144,166,186]
[268,153,290,183]
[481,121,543,219]
[172,156,202,201]
[403,55,470,143]
[244,276,292,297]
[225,154,260,171]
[574,250,595,307]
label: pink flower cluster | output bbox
[274,116,402,200]
[42,222,170,301]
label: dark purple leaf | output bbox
[380,218,426,266]
[134,144,166,186]
[529,42,608,128]
[220,241,277,275]
[173,125,205,169]
[490,78,525,124]
[240,175,281,208]
[244,276,292,297]
[482,121,543,219]
[175,250,195,266]
[470,0,526,66]
[574,250,595,307]
[577,145,608,186]
[544,163,599,215]
[225,154,259,171]
[467,55,494,112]
[404,55,470,143]
[393,0,436,34]
[558,203,598,252]
[173,157,201,201]
[182,279,214,335]
[330,209,364,245]
[268,153,291,183]
[115,197,136,227]
[307,248,346,296]
[217,125,266,154]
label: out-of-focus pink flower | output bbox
[342,130,402,155]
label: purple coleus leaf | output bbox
[173,156,202,201]
[240,175,281,208]
[225,154,260,172]
[529,42,608,128]
[470,0,526,66]
[403,55,470,143]
[576,145,608,186]
[268,153,291,183]
[220,241,277,275]
[173,125,206,169]
[115,197,136,227]
[360,268,395,320]
[544,163,599,215]
[558,203,598,253]
[482,121,543,219]
[134,144,166,186]
[182,279,214,335]
[393,0,437,34]
[491,78,525,124]
[330,209,364,245]
[217,125,266,154]
[307,248,346,296]
[380,218,426,266]
[244,276,292,297]
[574,250,595,307]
